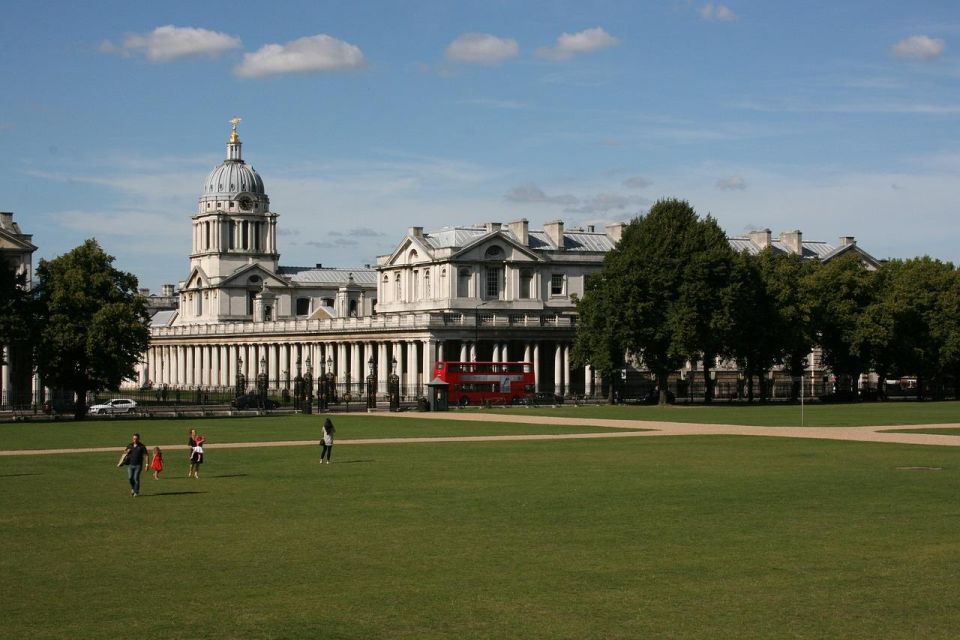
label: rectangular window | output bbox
[486,267,502,298]
[551,274,565,296]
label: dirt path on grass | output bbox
[2,412,958,456]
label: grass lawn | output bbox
[0,414,632,452]
[480,399,960,427]
[1,431,958,639]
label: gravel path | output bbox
[1,411,958,456]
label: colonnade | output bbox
[143,337,591,396]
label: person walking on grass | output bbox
[150,446,164,480]
[320,418,335,464]
[123,433,148,497]
[188,428,205,479]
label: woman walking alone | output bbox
[320,419,335,464]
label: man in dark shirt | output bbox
[125,433,149,497]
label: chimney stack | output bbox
[485,222,502,233]
[780,230,803,255]
[839,236,856,247]
[544,220,565,249]
[162,284,175,297]
[748,228,772,249]
[408,226,424,238]
[508,219,529,245]
[605,222,625,244]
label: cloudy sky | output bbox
[2,1,958,290]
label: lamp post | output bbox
[366,355,376,409]
[257,355,268,410]
[389,356,400,411]
[293,357,303,411]
[326,356,335,406]
[318,357,327,411]
[235,357,245,398]
[303,356,313,414]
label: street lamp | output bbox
[389,356,400,411]
[326,356,335,405]
[366,355,376,409]
[303,356,313,414]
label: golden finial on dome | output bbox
[229,116,242,143]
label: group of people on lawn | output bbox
[118,420,336,496]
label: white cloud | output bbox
[891,35,945,60]
[564,193,649,214]
[445,33,519,64]
[102,25,241,61]
[235,34,365,78]
[716,175,747,190]
[623,176,652,189]
[535,27,619,61]
[699,2,738,22]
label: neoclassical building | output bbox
[144,122,615,396]
[141,121,880,399]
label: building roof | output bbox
[150,309,177,327]
[422,225,615,253]
[280,266,378,286]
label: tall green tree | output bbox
[606,199,712,403]
[571,274,626,404]
[34,240,150,419]
[671,216,737,401]
[805,253,877,396]
[0,264,38,406]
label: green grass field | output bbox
[1,417,958,639]
[0,414,633,451]
[481,399,960,426]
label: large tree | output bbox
[571,273,626,403]
[0,263,38,406]
[579,199,718,404]
[34,240,150,419]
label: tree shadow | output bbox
[210,473,248,478]
[0,473,41,478]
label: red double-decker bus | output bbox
[433,361,535,406]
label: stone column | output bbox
[563,344,570,397]
[211,345,220,388]
[501,343,509,362]
[423,339,436,384]
[351,342,361,391]
[378,342,389,393]
[227,345,237,387]
[523,343,531,364]
[407,341,419,391]
[459,342,468,363]
[554,344,563,396]
[533,343,541,392]
[279,344,289,388]
[585,364,593,397]
[337,342,348,385]
[437,341,445,363]
[469,342,477,362]
[176,345,185,387]
[492,344,500,363]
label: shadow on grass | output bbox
[0,473,41,478]
[209,473,249,478]
[330,459,375,464]
[143,491,207,497]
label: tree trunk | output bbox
[658,372,670,405]
[746,367,755,403]
[702,357,714,403]
[74,387,88,421]
[758,372,768,404]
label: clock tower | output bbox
[189,117,279,282]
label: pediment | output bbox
[218,262,290,289]
[184,266,210,290]
[383,235,437,267]
[0,229,37,252]
[451,231,541,263]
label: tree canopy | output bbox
[34,239,150,418]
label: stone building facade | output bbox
[0,212,38,407]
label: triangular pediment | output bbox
[0,229,37,253]
[822,243,881,271]
[183,266,210,290]
[218,262,290,289]
[450,231,541,263]
[384,235,437,267]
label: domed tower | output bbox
[190,117,279,281]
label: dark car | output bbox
[522,392,564,406]
[642,389,676,405]
[230,393,279,410]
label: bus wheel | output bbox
[459,397,469,407]
[511,396,520,405]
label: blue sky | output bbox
[2,0,958,290]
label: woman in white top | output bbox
[320,419,335,464]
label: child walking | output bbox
[320,419,335,464]
[151,446,164,479]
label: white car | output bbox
[89,399,137,415]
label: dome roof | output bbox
[202,160,265,197]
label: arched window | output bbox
[409,249,418,262]
[395,272,402,301]
[424,271,431,298]
[484,245,504,259]
[382,274,390,300]
[349,299,358,317]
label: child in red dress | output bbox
[151,446,164,479]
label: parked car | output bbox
[89,398,138,415]
[522,392,564,406]
[231,393,278,410]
